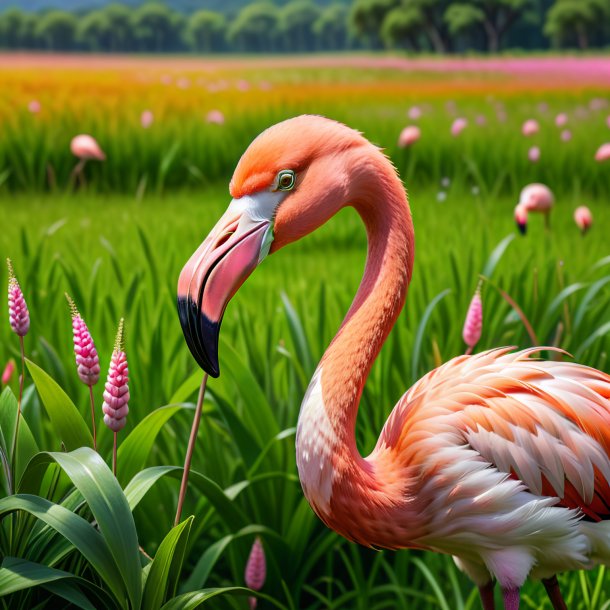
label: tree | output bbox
[131,3,183,52]
[77,10,111,51]
[280,0,320,51]
[544,0,609,49]
[444,4,485,48]
[381,6,424,49]
[403,0,451,52]
[185,10,226,53]
[350,0,397,48]
[0,9,26,48]
[227,2,278,52]
[35,10,77,51]
[313,4,349,50]
[104,4,134,52]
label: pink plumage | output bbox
[70,134,106,161]
[102,320,129,432]
[527,146,540,163]
[462,288,483,353]
[595,143,610,162]
[245,537,266,609]
[7,259,29,337]
[574,206,593,234]
[67,294,100,387]
[522,119,539,136]
[397,125,421,148]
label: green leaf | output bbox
[0,556,110,610]
[25,360,93,450]
[170,372,205,404]
[143,517,193,610]
[482,234,514,278]
[117,404,188,485]
[20,449,142,609]
[0,495,125,605]
[160,587,258,610]
[281,292,314,374]
[124,465,247,530]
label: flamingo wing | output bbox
[379,347,610,521]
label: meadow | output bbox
[0,54,610,609]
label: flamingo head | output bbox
[514,204,528,235]
[177,115,371,376]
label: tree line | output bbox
[0,0,608,54]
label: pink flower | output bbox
[560,129,572,142]
[102,319,129,432]
[475,114,487,126]
[28,100,41,114]
[574,206,593,234]
[259,81,272,91]
[451,118,467,137]
[7,259,29,337]
[177,77,190,89]
[397,125,421,148]
[463,288,483,353]
[528,146,540,163]
[66,294,100,387]
[237,79,250,91]
[206,110,225,125]
[245,537,266,609]
[555,113,568,127]
[2,360,15,385]
[408,106,422,120]
[522,119,539,137]
[70,134,106,161]
[140,110,154,128]
[595,143,610,162]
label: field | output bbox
[1,54,610,609]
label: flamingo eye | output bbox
[275,170,296,192]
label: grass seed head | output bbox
[7,258,30,337]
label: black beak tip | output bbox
[517,221,527,235]
[177,296,221,378]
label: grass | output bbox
[1,54,610,609]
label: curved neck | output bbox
[295,153,414,527]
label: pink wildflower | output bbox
[522,119,539,137]
[555,113,568,127]
[245,537,266,609]
[7,259,29,337]
[463,288,483,354]
[2,360,15,385]
[560,129,572,142]
[140,110,154,128]
[397,125,421,148]
[451,118,467,137]
[528,146,540,163]
[408,106,422,120]
[102,319,129,433]
[206,110,225,125]
[28,100,41,114]
[66,294,100,387]
[595,143,610,162]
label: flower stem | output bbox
[89,385,97,450]
[112,431,117,477]
[174,373,208,526]
[11,336,25,470]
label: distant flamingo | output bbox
[178,116,610,610]
[574,206,593,235]
[514,183,554,234]
[595,143,610,162]
[70,134,105,187]
[398,125,421,148]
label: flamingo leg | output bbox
[478,581,495,610]
[502,588,519,610]
[542,575,567,610]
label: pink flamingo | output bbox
[398,125,421,148]
[514,183,554,234]
[522,119,539,137]
[70,134,105,187]
[574,206,593,235]
[595,143,610,162]
[177,116,610,610]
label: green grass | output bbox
[1,185,609,608]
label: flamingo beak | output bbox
[177,207,273,376]
[516,219,527,235]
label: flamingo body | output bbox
[514,183,554,233]
[177,116,610,608]
[574,206,593,234]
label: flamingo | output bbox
[177,116,610,610]
[514,183,554,234]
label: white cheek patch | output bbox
[228,190,287,223]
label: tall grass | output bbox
[1,184,609,607]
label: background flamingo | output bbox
[574,206,593,235]
[514,183,554,233]
[178,116,610,610]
